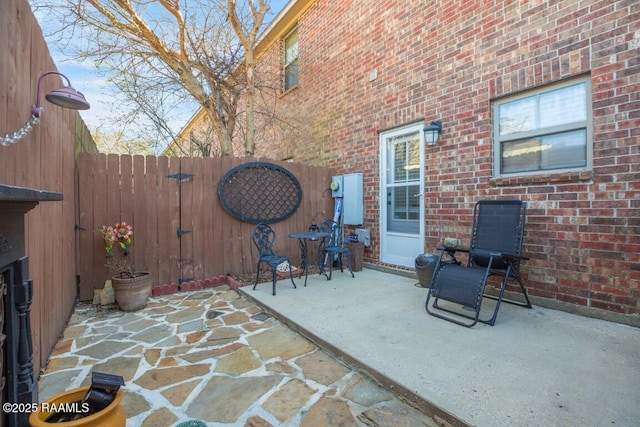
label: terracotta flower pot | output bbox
[111,271,152,311]
[29,386,125,426]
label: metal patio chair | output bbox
[252,223,296,295]
[425,200,532,327]
[319,220,355,280]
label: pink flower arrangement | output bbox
[100,222,135,277]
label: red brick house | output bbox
[181,0,639,326]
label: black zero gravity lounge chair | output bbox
[252,223,296,295]
[425,200,532,327]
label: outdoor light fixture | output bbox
[2,71,90,146]
[423,120,442,146]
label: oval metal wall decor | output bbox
[217,162,302,224]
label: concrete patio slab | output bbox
[241,267,640,427]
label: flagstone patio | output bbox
[37,285,439,427]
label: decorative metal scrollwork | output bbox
[218,162,302,224]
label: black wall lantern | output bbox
[423,120,442,146]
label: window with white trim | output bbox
[493,77,592,177]
[283,28,298,91]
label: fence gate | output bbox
[76,153,336,300]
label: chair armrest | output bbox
[436,246,470,254]
[490,252,529,261]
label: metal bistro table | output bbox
[289,231,330,287]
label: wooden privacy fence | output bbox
[76,153,335,300]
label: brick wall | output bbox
[252,0,639,322]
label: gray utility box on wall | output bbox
[355,228,371,247]
[343,173,363,225]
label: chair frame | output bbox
[425,200,532,327]
[252,223,296,295]
[319,219,355,280]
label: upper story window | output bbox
[493,77,592,177]
[283,27,298,92]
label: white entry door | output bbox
[379,123,424,267]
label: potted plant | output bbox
[99,222,152,311]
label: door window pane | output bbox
[393,187,408,220]
[391,135,420,183]
[387,185,420,232]
[385,129,421,234]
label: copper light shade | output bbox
[2,70,90,146]
[45,87,90,110]
[32,71,90,117]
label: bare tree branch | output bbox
[227,0,269,155]
[34,0,256,156]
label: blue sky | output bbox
[35,0,291,147]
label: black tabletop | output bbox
[289,231,330,240]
